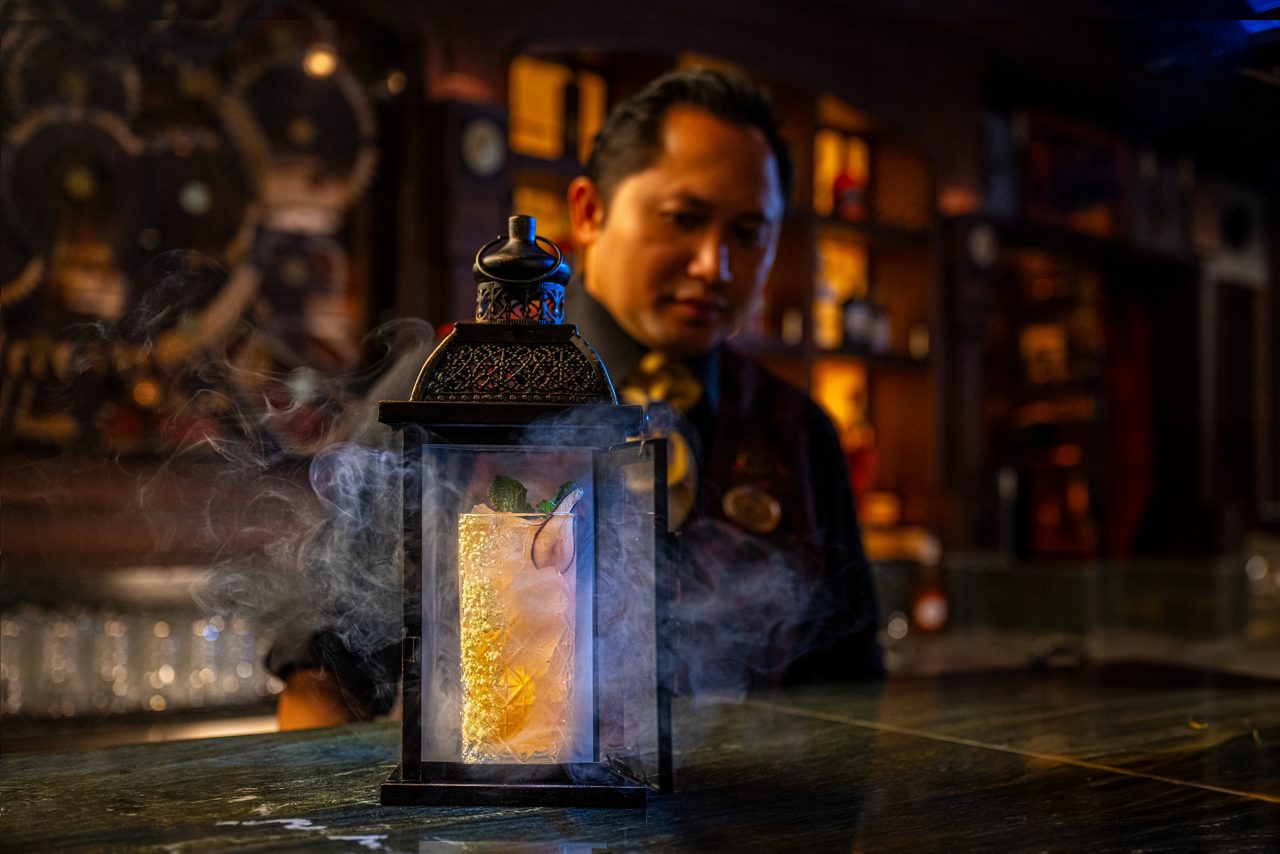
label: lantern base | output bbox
[380,762,650,808]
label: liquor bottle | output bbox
[814,276,843,350]
[870,303,891,355]
[833,170,866,221]
[842,297,871,353]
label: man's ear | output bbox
[567,175,604,247]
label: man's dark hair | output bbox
[585,67,794,206]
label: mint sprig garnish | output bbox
[488,474,533,513]
[487,476,580,515]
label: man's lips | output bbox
[665,295,728,323]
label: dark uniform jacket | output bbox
[571,280,884,690]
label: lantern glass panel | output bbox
[420,444,597,765]
[594,438,669,789]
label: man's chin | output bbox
[628,314,728,359]
[652,330,722,360]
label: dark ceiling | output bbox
[825,1,1280,187]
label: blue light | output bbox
[1244,0,1280,11]
[1239,20,1280,34]
[203,625,220,641]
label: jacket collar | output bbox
[565,276,721,409]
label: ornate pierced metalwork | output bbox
[475,281,565,324]
[412,335,613,404]
[391,216,617,415]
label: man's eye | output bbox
[734,224,767,246]
[663,210,703,230]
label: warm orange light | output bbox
[437,72,492,102]
[813,239,869,349]
[509,56,570,159]
[938,185,980,216]
[575,71,606,163]
[1019,324,1069,384]
[1049,443,1083,468]
[861,491,902,528]
[302,43,338,79]
[907,323,930,360]
[132,380,160,408]
[812,359,868,442]
[813,131,869,219]
[512,186,571,248]
[813,130,843,217]
[1065,480,1090,516]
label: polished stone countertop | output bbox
[2,663,1276,851]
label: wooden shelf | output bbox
[1010,396,1098,428]
[815,215,931,247]
[815,349,930,371]
[509,152,584,181]
[733,336,805,360]
[946,213,1198,269]
[734,340,931,373]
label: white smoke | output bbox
[143,322,434,678]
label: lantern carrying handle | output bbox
[474,234,565,285]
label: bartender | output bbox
[275,67,883,728]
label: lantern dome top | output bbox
[380,213,624,422]
[473,215,569,288]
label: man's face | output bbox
[570,105,784,360]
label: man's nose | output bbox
[688,231,731,284]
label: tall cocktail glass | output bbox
[457,509,577,763]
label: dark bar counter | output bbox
[2,663,1276,851]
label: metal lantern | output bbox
[378,216,672,807]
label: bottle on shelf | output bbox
[842,297,871,353]
[814,275,844,350]
[869,303,891,355]
[833,169,867,221]
[780,306,805,346]
[907,322,930,361]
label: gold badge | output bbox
[722,485,782,534]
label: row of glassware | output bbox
[0,604,283,719]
